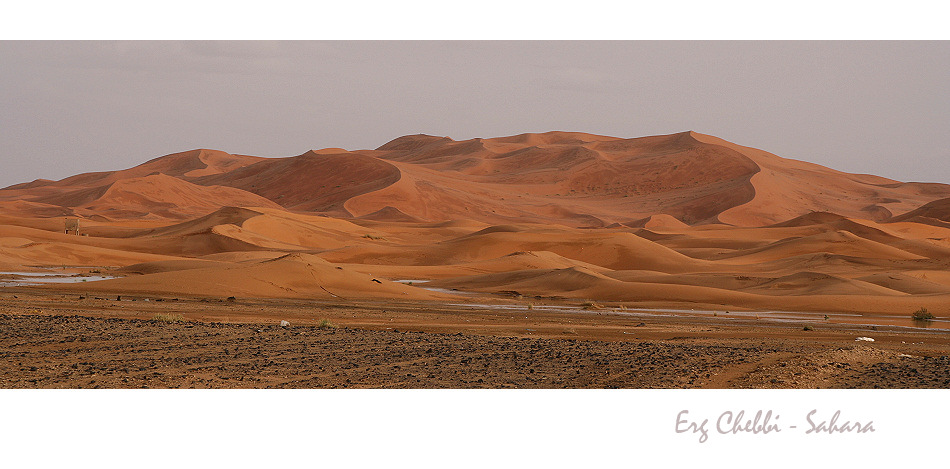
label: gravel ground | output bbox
[2,313,948,389]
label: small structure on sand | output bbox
[64,217,80,235]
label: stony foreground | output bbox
[2,313,949,389]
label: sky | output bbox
[1,35,948,189]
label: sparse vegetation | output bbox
[153,313,185,323]
[803,325,814,331]
[317,319,338,329]
[912,307,934,321]
[362,234,385,240]
[581,300,603,310]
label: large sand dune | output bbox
[2,131,950,320]
[7,131,948,227]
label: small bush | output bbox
[316,319,338,329]
[912,307,934,321]
[362,234,384,240]
[153,313,185,323]
[803,325,814,331]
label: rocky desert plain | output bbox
[2,130,950,388]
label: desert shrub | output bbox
[362,234,384,240]
[912,307,934,321]
[803,325,814,331]
[316,319,338,329]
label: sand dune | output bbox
[76,174,281,219]
[357,206,424,223]
[1,149,263,203]
[193,150,401,216]
[317,227,712,274]
[2,131,950,319]
[891,197,950,225]
[426,266,625,294]
[116,258,236,275]
[0,200,73,218]
[623,214,690,230]
[341,250,612,282]
[715,230,925,263]
[692,132,950,226]
[0,237,179,269]
[5,131,947,229]
[59,253,451,301]
[741,271,904,296]
[425,266,773,307]
[856,272,950,295]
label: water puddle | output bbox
[0,270,116,286]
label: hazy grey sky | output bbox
[1,41,947,188]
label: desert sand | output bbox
[2,131,949,388]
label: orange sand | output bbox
[2,131,949,319]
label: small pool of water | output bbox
[0,271,116,286]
